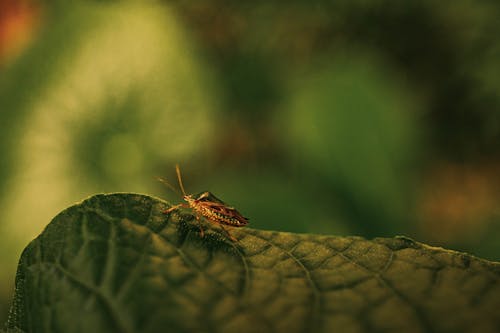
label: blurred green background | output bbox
[1,0,499,323]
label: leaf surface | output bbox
[5,194,500,333]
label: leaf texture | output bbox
[5,194,500,333]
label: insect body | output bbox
[161,165,248,241]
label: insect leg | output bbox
[162,203,188,214]
[218,224,238,242]
[194,214,205,237]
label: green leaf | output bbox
[0,328,25,333]
[5,194,500,333]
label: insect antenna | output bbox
[175,164,187,196]
[156,177,182,197]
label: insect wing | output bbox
[203,201,249,226]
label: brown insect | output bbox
[160,164,248,242]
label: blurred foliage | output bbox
[1,0,499,324]
[282,54,419,236]
[0,1,221,321]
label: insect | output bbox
[159,164,248,242]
